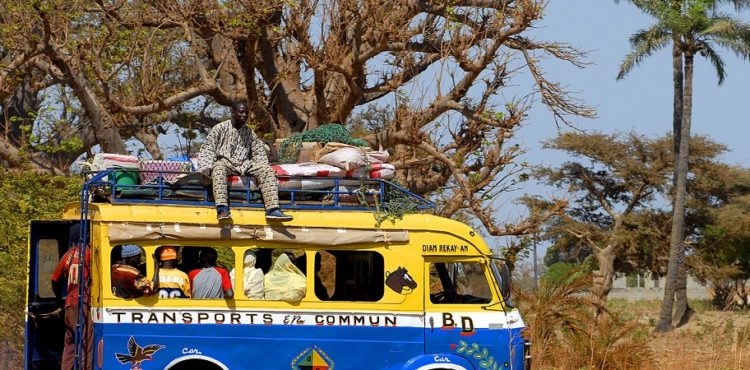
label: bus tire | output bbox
[165,358,227,370]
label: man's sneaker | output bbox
[216,206,232,220]
[265,208,293,221]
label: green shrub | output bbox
[0,170,80,364]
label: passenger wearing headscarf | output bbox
[234,251,264,299]
[263,253,306,302]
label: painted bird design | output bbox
[114,336,166,370]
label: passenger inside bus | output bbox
[313,256,331,300]
[111,245,154,299]
[154,246,191,298]
[188,248,233,299]
[231,251,264,299]
[263,253,306,302]
[177,247,202,275]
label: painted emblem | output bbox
[456,341,499,370]
[292,345,334,370]
[385,266,417,294]
[114,336,166,370]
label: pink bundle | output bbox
[139,160,193,183]
[272,163,395,180]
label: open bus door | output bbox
[25,220,79,370]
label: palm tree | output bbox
[617,0,750,332]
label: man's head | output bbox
[158,246,179,268]
[69,223,82,248]
[231,101,249,129]
[200,248,218,267]
[121,245,142,267]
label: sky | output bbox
[487,1,750,255]
[521,0,750,164]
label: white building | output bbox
[609,273,710,300]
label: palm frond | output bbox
[699,42,727,85]
[629,0,674,20]
[701,16,750,40]
[712,36,750,60]
[618,25,671,80]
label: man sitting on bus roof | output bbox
[154,246,191,298]
[198,100,293,222]
[189,248,233,299]
[112,245,154,299]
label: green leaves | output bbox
[618,24,671,80]
[456,340,500,370]
[0,171,80,360]
[619,0,750,84]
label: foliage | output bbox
[618,0,750,84]
[536,132,732,306]
[0,0,587,239]
[542,261,592,285]
[0,170,80,361]
[691,167,750,309]
[617,0,750,331]
[534,131,674,303]
[514,271,655,369]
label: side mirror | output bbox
[500,262,512,302]
[489,258,513,308]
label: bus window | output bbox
[254,249,306,302]
[429,262,491,304]
[235,250,264,299]
[315,251,384,302]
[155,246,191,299]
[314,251,335,300]
[36,239,59,299]
[181,246,234,299]
[110,245,152,299]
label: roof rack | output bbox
[82,169,435,212]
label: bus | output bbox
[25,169,529,370]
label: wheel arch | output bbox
[163,355,229,370]
[401,353,474,370]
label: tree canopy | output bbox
[534,131,730,307]
[0,0,593,235]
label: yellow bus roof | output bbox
[62,202,492,254]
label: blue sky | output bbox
[521,1,750,165]
[489,1,750,253]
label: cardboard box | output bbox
[297,142,322,163]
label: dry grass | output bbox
[515,273,655,370]
[516,272,750,370]
[611,299,750,370]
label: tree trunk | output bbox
[1,78,38,147]
[655,49,693,333]
[673,52,695,327]
[673,259,693,327]
[592,248,616,316]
